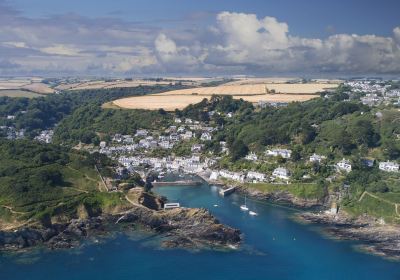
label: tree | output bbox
[230,139,249,161]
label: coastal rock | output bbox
[298,211,400,260]
[0,203,241,252]
[237,186,323,208]
[118,206,241,249]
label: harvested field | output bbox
[0,90,45,98]
[112,95,208,111]
[110,82,338,111]
[21,83,54,94]
[157,84,267,96]
[55,80,174,91]
[264,83,338,94]
[0,79,54,94]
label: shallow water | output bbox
[1,182,400,280]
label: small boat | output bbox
[213,204,219,207]
[240,196,249,211]
[249,211,258,216]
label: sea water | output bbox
[1,182,400,280]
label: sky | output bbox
[0,0,400,77]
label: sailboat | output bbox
[240,196,249,211]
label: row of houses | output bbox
[345,81,400,107]
[210,167,291,183]
[118,155,214,174]
[336,158,399,173]
[247,149,398,174]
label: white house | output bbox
[245,152,258,161]
[123,137,134,144]
[219,170,245,182]
[220,141,228,154]
[336,158,352,173]
[135,129,148,137]
[247,171,266,182]
[266,149,292,159]
[272,167,290,180]
[181,131,193,140]
[177,126,186,133]
[209,171,219,181]
[174,118,182,123]
[191,144,204,152]
[99,141,107,148]
[159,141,174,149]
[200,132,212,141]
[169,133,180,142]
[185,118,193,124]
[379,161,399,172]
[309,153,326,163]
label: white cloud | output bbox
[394,27,400,44]
[2,41,28,48]
[154,33,202,70]
[39,44,82,56]
[0,3,399,76]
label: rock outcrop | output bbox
[0,190,241,251]
[298,212,400,260]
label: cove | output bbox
[1,182,400,280]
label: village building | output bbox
[191,144,204,153]
[361,158,375,168]
[309,153,326,163]
[336,158,352,173]
[247,171,266,182]
[379,161,399,172]
[177,126,186,133]
[99,141,107,148]
[159,141,174,149]
[219,170,245,182]
[169,133,180,142]
[266,149,292,159]
[135,129,148,137]
[200,132,212,141]
[245,152,258,161]
[272,167,290,180]
[181,131,193,140]
[34,130,54,144]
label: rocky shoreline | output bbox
[235,185,324,209]
[297,211,400,260]
[0,190,241,252]
[211,178,400,261]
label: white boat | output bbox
[240,196,249,211]
[249,211,258,216]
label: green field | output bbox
[244,182,326,200]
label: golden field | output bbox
[54,79,201,91]
[109,82,338,111]
[0,79,54,94]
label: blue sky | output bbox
[9,0,400,37]
[1,0,400,76]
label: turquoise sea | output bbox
[1,182,400,280]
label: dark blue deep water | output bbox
[1,182,400,280]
